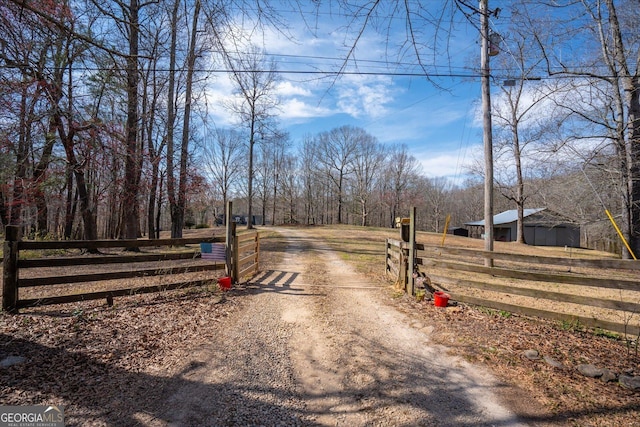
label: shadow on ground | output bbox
[2,329,636,426]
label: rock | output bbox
[577,364,604,378]
[600,369,617,383]
[523,349,540,360]
[421,325,434,335]
[543,356,564,369]
[410,321,424,329]
[0,355,26,368]
[619,375,640,390]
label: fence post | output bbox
[225,200,234,281]
[232,223,239,283]
[399,246,407,291]
[255,233,260,274]
[408,207,416,296]
[3,225,21,313]
[385,239,389,277]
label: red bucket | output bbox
[433,291,450,307]
[218,276,232,290]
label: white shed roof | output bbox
[465,208,546,226]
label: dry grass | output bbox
[376,226,638,332]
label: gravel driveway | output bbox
[161,227,526,426]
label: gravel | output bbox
[160,227,528,426]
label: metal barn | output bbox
[465,208,581,247]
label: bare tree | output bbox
[315,1,460,86]
[423,177,453,233]
[383,144,421,227]
[316,126,366,224]
[0,0,104,241]
[490,28,565,243]
[80,0,157,241]
[523,0,640,257]
[450,178,484,227]
[254,142,272,225]
[119,0,144,240]
[351,132,386,226]
[270,133,290,225]
[202,127,245,216]
[164,0,204,238]
[139,20,168,240]
[280,154,300,224]
[223,45,280,229]
[299,135,321,225]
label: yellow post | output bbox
[440,214,451,247]
[605,209,637,260]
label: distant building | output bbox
[465,208,580,247]
[447,227,469,237]
[214,214,263,226]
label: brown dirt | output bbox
[0,225,638,426]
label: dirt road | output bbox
[160,227,527,426]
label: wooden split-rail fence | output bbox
[386,208,640,337]
[2,210,259,313]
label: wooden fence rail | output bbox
[2,219,261,312]
[417,244,640,270]
[386,236,640,337]
[234,231,260,280]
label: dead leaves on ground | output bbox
[0,287,240,423]
[394,295,640,426]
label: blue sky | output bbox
[206,2,496,182]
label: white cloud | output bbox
[416,144,482,180]
[256,14,403,122]
[280,98,333,120]
[334,75,395,119]
[276,81,312,97]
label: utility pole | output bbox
[480,0,494,267]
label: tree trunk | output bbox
[272,173,277,225]
[247,123,255,230]
[11,79,30,226]
[337,172,343,224]
[54,114,98,243]
[173,0,201,238]
[121,0,141,241]
[513,129,525,244]
[0,189,8,229]
[32,114,58,236]
[142,37,163,239]
[603,0,640,258]
[360,198,367,227]
[628,75,640,257]
[156,171,164,239]
[148,160,160,239]
[166,0,180,238]
[63,167,76,239]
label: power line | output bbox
[2,62,623,81]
